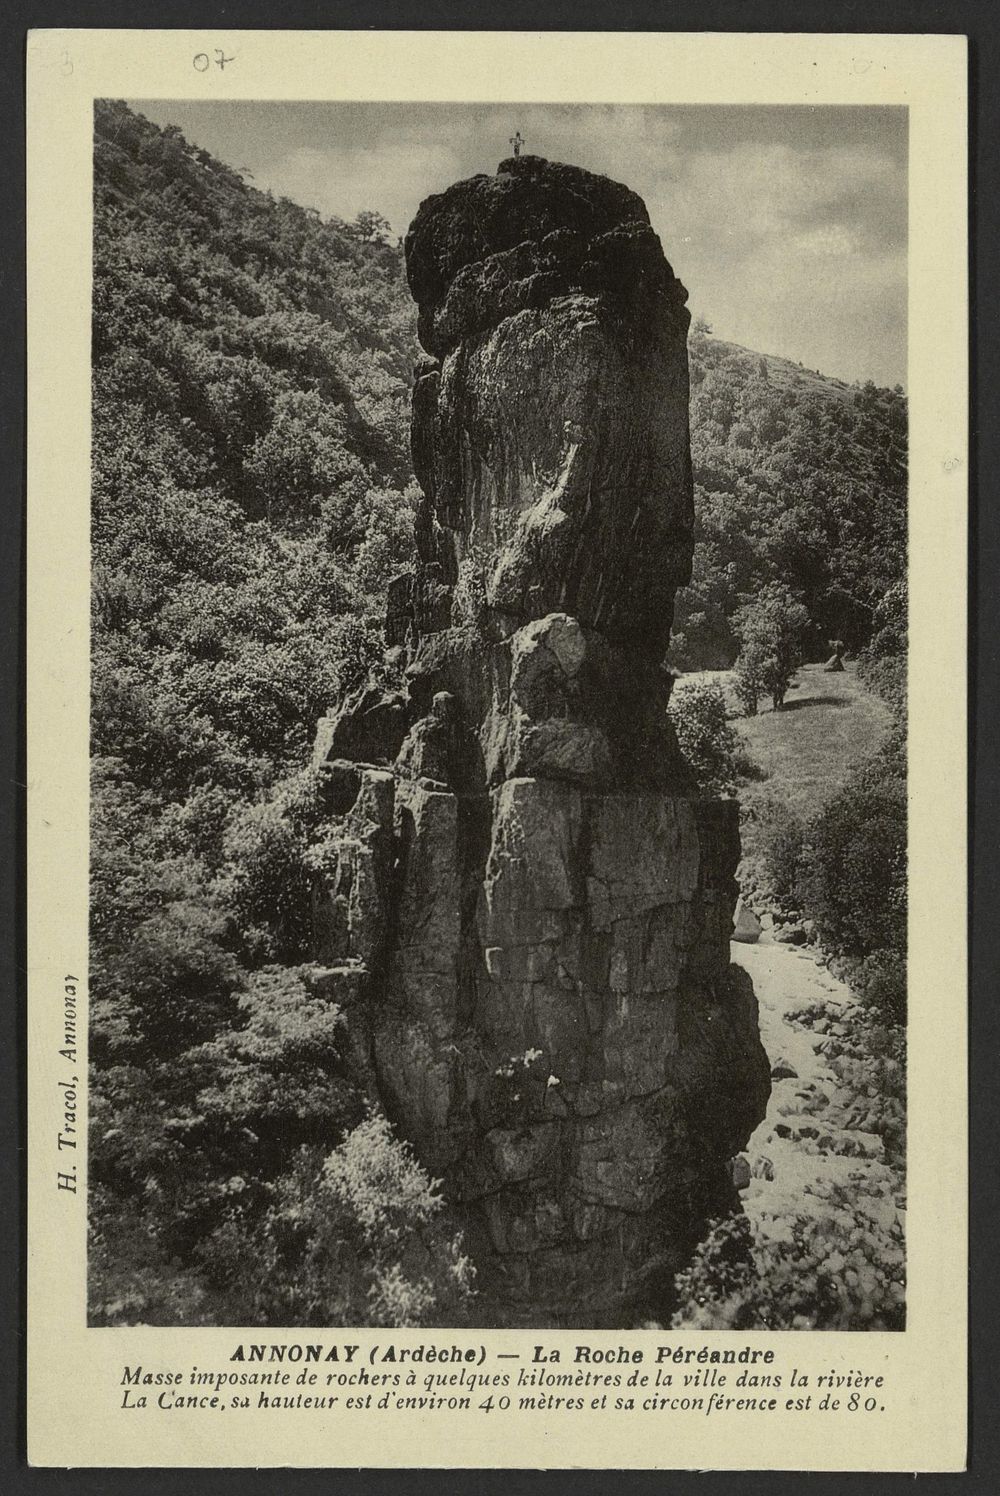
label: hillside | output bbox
[706,336,855,403]
[92,99,418,795]
[88,103,908,1328]
[673,324,907,669]
[90,100,440,1326]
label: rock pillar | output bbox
[311,155,770,1326]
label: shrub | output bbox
[798,735,906,961]
[90,897,241,1065]
[857,651,906,721]
[857,580,907,721]
[673,1184,905,1330]
[733,669,760,717]
[853,950,907,1027]
[668,678,739,797]
[737,791,805,913]
[829,1016,907,1167]
[90,964,364,1291]
[759,804,807,909]
[89,1184,216,1327]
[195,1115,475,1327]
[221,768,331,962]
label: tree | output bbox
[668,678,739,797]
[670,336,907,670]
[351,209,393,246]
[89,102,424,1326]
[733,582,809,713]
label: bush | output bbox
[798,735,906,961]
[90,964,365,1294]
[853,950,907,1027]
[673,1184,905,1330]
[89,1184,217,1327]
[733,669,760,717]
[195,1115,475,1327]
[829,1016,906,1166]
[221,768,331,963]
[857,580,906,721]
[759,804,807,909]
[737,791,806,913]
[668,678,739,797]
[90,897,241,1065]
[857,651,906,721]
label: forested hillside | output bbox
[90,100,469,1326]
[89,102,907,1326]
[672,324,907,669]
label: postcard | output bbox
[26,28,967,1470]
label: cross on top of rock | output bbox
[509,131,524,157]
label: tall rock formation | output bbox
[311,155,770,1327]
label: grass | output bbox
[676,661,894,892]
[731,662,893,823]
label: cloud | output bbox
[130,99,907,386]
[247,104,689,236]
[791,225,859,258]
[628,136,906,384]
[251,140,464,234]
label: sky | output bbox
[128,100,907,389]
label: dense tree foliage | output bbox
[90,104,907,1325]
[89,101,446,1325]
[670,325,907,670]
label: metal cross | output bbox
[509,131,524,158]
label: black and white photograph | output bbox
[87,97,909,1334]
[23,25,972,1472]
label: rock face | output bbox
[399,155,694,659]
[310,156,770,1326]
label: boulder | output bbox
[731,1154,752,1191]
[732,896,762,944]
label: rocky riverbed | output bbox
[724,932,905,1324]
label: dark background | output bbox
[2,2,996,1491]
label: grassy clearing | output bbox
[676,660,894,887]
[731,662,893,822]
[676,661,892,819]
